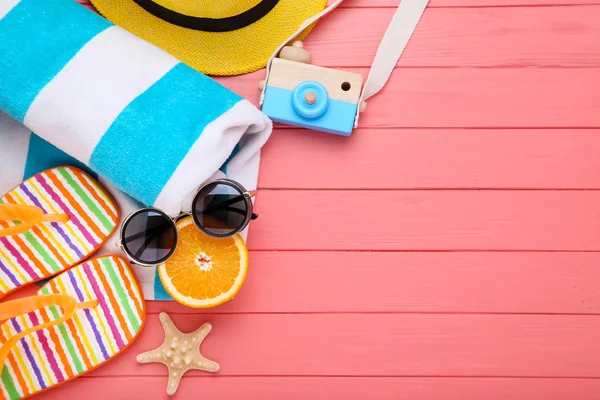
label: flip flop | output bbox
[0,255,146,400]
[0,166,120,299]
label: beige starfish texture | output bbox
[136,312,220,396]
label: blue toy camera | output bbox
[260,42,365,137]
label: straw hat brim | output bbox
[90,0,328,76]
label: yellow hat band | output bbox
[132,0,280,32]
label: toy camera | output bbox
[260,42,366,137]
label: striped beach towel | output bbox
[0,255,146,400]
[0,0,272,299]
[0,0,271,215]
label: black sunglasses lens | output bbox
[121,210,177,265]
[193,182,248,237]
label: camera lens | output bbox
[292,81,329,119]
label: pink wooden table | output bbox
[40,0,600,398]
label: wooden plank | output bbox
[248,190,600,251]
[9,252,600,315]
[87,313,600,377]
[37,377,600,400]
[217,68,600,128]
[306,6,600,68]
[145,252,600,315]
[259,129,600,190]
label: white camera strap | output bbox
[260,0,431,128]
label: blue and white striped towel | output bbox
[0,0,272,300]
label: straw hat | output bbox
[90,0,328,76]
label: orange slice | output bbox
[158,216,249,308]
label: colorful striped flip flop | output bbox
[0,255,146,400]
[0,166,120,299]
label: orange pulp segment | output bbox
[158,216,248,308]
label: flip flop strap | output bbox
[0,294,98,369]
[0,204,70,237]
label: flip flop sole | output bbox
[0,167,120,298]
[0,255,145,400]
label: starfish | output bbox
[136,312,220,395]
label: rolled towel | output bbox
[0,0,272,217]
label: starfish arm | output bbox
[159,312,179,335]
[136,348,163,364]
[166,369,184,396]
[192,322,212,343]
[194,356,220,373]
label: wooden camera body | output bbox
[261,42,365,137]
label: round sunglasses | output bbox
[118,179,257,267]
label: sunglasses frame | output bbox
[118,179,257,267]
[119,207,179,267]
[189,179,257,238]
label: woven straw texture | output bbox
[90,0,327,76]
